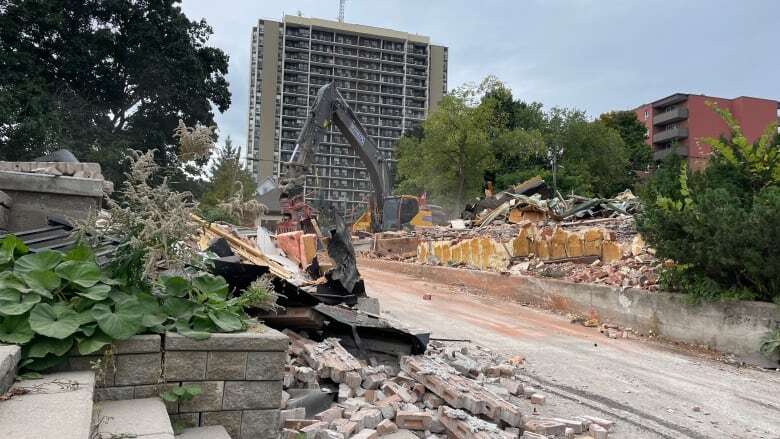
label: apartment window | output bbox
[644,110,648,120]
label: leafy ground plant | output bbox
[0,236,248,371]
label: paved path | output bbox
[360,265,780,439]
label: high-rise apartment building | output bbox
[246,15,448,214]
[634,93,779,170]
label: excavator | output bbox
[278,81,445,234]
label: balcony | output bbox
[653,145,689,161]
[653,108,689,126]
[653,127,688,144]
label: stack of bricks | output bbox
[63,325,290,439]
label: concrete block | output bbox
[94,386,134,401]
[114,353,162,386]
[170,413,201,431]
[246,351,286,380]
[95,398,173,439]
[207,351,247,380]
[113,334,162,354]
[352,429,378,439]
[240,410,281,439]
[165,326,289,352]
[202,410,242,439]
[0,371,95,439]
[177,425,230,439]
[179,381,225,413]
[223,380,283,410]
[529,393,545,405]
[165,351,207,381]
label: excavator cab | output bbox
[382,195,424,231]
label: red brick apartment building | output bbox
[634,93,780,170]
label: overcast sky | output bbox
[180,0,780,147]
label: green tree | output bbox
[637,106,780,302]
[558,119,631,196]
[396,82,495,210]
[0,0,230,187]
[200,137,256,212]
[599,110,652,171]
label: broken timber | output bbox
[401,356,524,427]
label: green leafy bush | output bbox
[638,105,780,302]
[0,236,247,371]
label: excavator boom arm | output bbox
[282,82,388,228]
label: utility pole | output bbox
[338,0,346,22]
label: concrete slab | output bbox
[176,425,232,439]
[0,344,21,393]
[0,371,94,439]
[95,397,175,439]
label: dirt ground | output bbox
[358,265,780,439]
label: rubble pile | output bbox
[365,177,662,292]
[279,335,616,439]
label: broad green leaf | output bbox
[142,314,168,328]
[91,301,143,340]
[136,292,166,328]
[14,251,63,273]
[77,330,113,355]
[64,245,94,262]
[0,290,41,316]
[192,274,228,299]
[162,297,199,321]
[55,260,101,288]
[160,275,190,297]
[0,235,28,264]
[80,322,98,337]
[75,284,111,301]
[0,271,28,291]
[207,309,244,332]
[20,270,60,298]
[27,336,73,358]
[174,321,211,340]
[23,354,67,372]
[0,315,35,344]
[29,303,82,339]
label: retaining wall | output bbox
[360,258,780,367]
[62,325,289,439]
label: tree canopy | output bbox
[0,0,230,188]
[395,76,642,210]
[396,80,496,212]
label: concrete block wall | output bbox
[63,327,290,439]
[417,224,624,270]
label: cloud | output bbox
[180,0,780,144]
